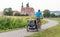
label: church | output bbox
[21,3,35,16]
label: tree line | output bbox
[3,8,28,16]
[43,9,60,17]
[3,8,60,17]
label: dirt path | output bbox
[0,19,58,37]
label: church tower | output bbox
[26,2,29,7]
[21,2,23,8]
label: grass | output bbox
[0,16,47,32]
[25,18,60,37]
[3,16,47,25]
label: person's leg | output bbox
[36,18,41,30]
[39,19,41,29]
[36,18,39,29]
[36,18,38,28]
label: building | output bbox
[21,2,35,16]
[0,11,3,16]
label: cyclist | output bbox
[35,9,44,30]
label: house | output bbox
[0,11,3,16]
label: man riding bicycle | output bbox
[35,9,43,30]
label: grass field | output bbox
[3,16,47,24]
[26,18,60,37]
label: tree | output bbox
[14,12,21,16]
[3,8,13,16]
[43,9,50,17]
[50,13,56,17]
[58,15,60,17]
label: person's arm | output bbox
[41,12,44,19]
[41,14,44,19]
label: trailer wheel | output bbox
[27,26,29,32]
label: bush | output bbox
[14,12,21,16]
[14,13,28,16]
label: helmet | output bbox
[38,9,40,12]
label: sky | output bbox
[0,0,60,12]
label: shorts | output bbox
[36,18,40,23]
[36,18,41,25]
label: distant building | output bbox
[0,11,3,16]
[21,2,35,16]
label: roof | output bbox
[0,11,3,15]
[21,7,34,11]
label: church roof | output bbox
[21,7,34,11]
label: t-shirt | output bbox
[35,11,42,18]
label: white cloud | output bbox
[0,0,60,11]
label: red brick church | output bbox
[21,3,35,16]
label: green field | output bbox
[0,16,46,32]
[26,18,60,37]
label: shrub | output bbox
[14,12,21,16]
[14,13,28,16]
